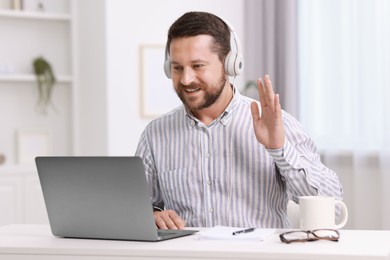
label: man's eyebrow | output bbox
[171,59,209,65]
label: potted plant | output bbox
[32,56,56,114]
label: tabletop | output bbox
[0,225,389,260]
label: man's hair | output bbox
[166,11,231,63]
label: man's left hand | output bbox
[250,75,285,149]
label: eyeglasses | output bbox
[279,229,340,244]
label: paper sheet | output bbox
[197,226,276,242]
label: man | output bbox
[135,11,343,229]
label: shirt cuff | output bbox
[266,141,306,171]
[153,206,163,211]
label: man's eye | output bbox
[173,66,183,72]
[193,64,204,69]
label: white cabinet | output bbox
[23,174,48,224]
[0,0,75,224]
[0,175,22,224]
[0,168,48,225]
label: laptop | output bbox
[35,156,198,241]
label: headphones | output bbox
[163,17,244,79]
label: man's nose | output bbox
[180,68,195,86]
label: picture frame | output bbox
[139,44,181,118]
[16,129,50,165]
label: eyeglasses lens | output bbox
[283,231,309,241]
[312,229,339,240]
[280,229,340,243]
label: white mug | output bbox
[299,196,348,230]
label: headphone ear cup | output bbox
[234,54,244,76]
[224,51,235,76]
[164,59,171,79]
[224,51,243,77]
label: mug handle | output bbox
[334,200,348,229]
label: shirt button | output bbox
[207,180,212,185]
[190,121,195,126]
[206,153,210,158]
[209,208,214,213]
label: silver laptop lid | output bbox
[36,156,162,241]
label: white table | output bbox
[0,225,389,260]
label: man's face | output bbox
[169,35,227,112]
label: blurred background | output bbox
[0,0,388,230]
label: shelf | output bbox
[0,74,72,83]
[0,9,70,21]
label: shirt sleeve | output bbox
[135,129,165,210]
[266,112,343,203]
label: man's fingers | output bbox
[274,93,282,116]
[169,211,185,229]
[154,212,168,229]
[154,210,185,230]
[257,78,267,108]
[251,101,260,121]
[263,74,276,111]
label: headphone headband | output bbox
[164,15,244,78]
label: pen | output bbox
[232,227,255,236]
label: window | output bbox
[298,0,390,152]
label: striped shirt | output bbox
[135,87,343,228]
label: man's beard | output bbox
[175,74,227,111]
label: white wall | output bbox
[76,0,245,155]
[76,0,108,155]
